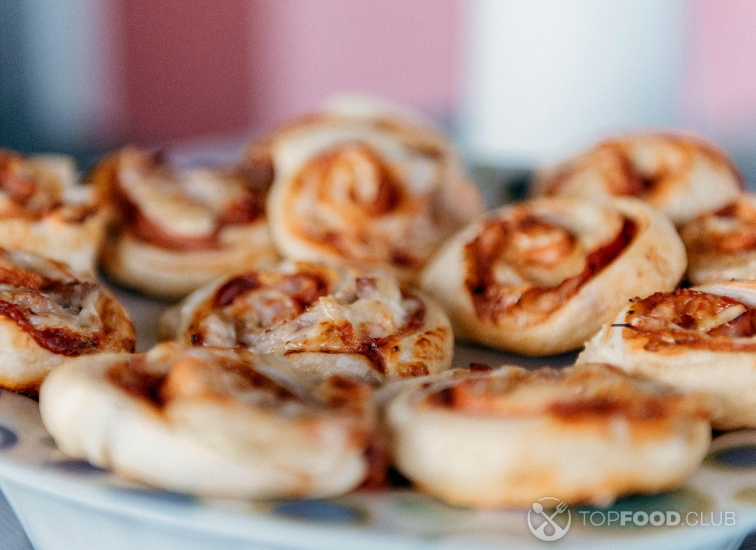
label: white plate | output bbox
[0,287,755,550]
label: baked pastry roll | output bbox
[160,261,453,384]
[40,342,378,499]
[680,195,756,284]
[260,101,483,281]
[579,280,756,430]
[382,363,710,508]
[89,146,278,300]
[532,133,743,225]
[0,149,104,274]
[0,248,135,394]
[420,197,686,355]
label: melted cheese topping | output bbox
[624,289,756,351]
[188,264,427,375]
[0,249,135,355]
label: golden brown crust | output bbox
[680,194,756,284]
[383,363,711,508]
[40,343,380,499]
[420,197,686,355]
[89,146,279,299]
[163,261,454,383]
[262,104,483,281]
[533,133,743,225]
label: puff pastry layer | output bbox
[680,194,756,284]
[420,197,686,355]
[0,248,135,394]
[579,280,756,429]
[382,363,710,508]
[0,149,104,273]
[160,261,453,384]
[259,99,483,281]
[40,343,377,498]
[89,146,278,299]
[533,133,743,225]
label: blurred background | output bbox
[2,0,756,186]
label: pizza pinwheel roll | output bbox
[0,149,105,274]
[0,248,135,394]
[160,261,453,384]
[680,195,756,284]
[89,146,278,300]
[382,363,710,508]
[40,343,378,498]
[579,280,756,430]
[532,133,743,225]
[420,197,686,355]
[260,102,483,281]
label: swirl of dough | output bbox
[89,146,279,299]
[680,194,756,284]
[0,149,104,274]
[381,362,710,508]
[261,102,483,281]
[579,280,756,429]
[39,342,378,498]
[160,261,453,384]
[420,197,686,355]
[0,248,135,394]
[532,133,743,225]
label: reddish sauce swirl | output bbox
[0,265,135,356]
[188,269,429,376]
[96,150,269,252]
[464,214,637,323]
[622,289,756,352]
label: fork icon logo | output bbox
[527,497,571,541]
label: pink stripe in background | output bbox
[684,0,756,141]
[245,0,464,130]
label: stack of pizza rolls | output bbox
[0,149,105,274]
[13,107,756,507]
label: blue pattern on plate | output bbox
[114,487,197,505]
[273,500,366,524]
[45,459,107,474]
[711,446,756,468]
[0,425,18,450]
